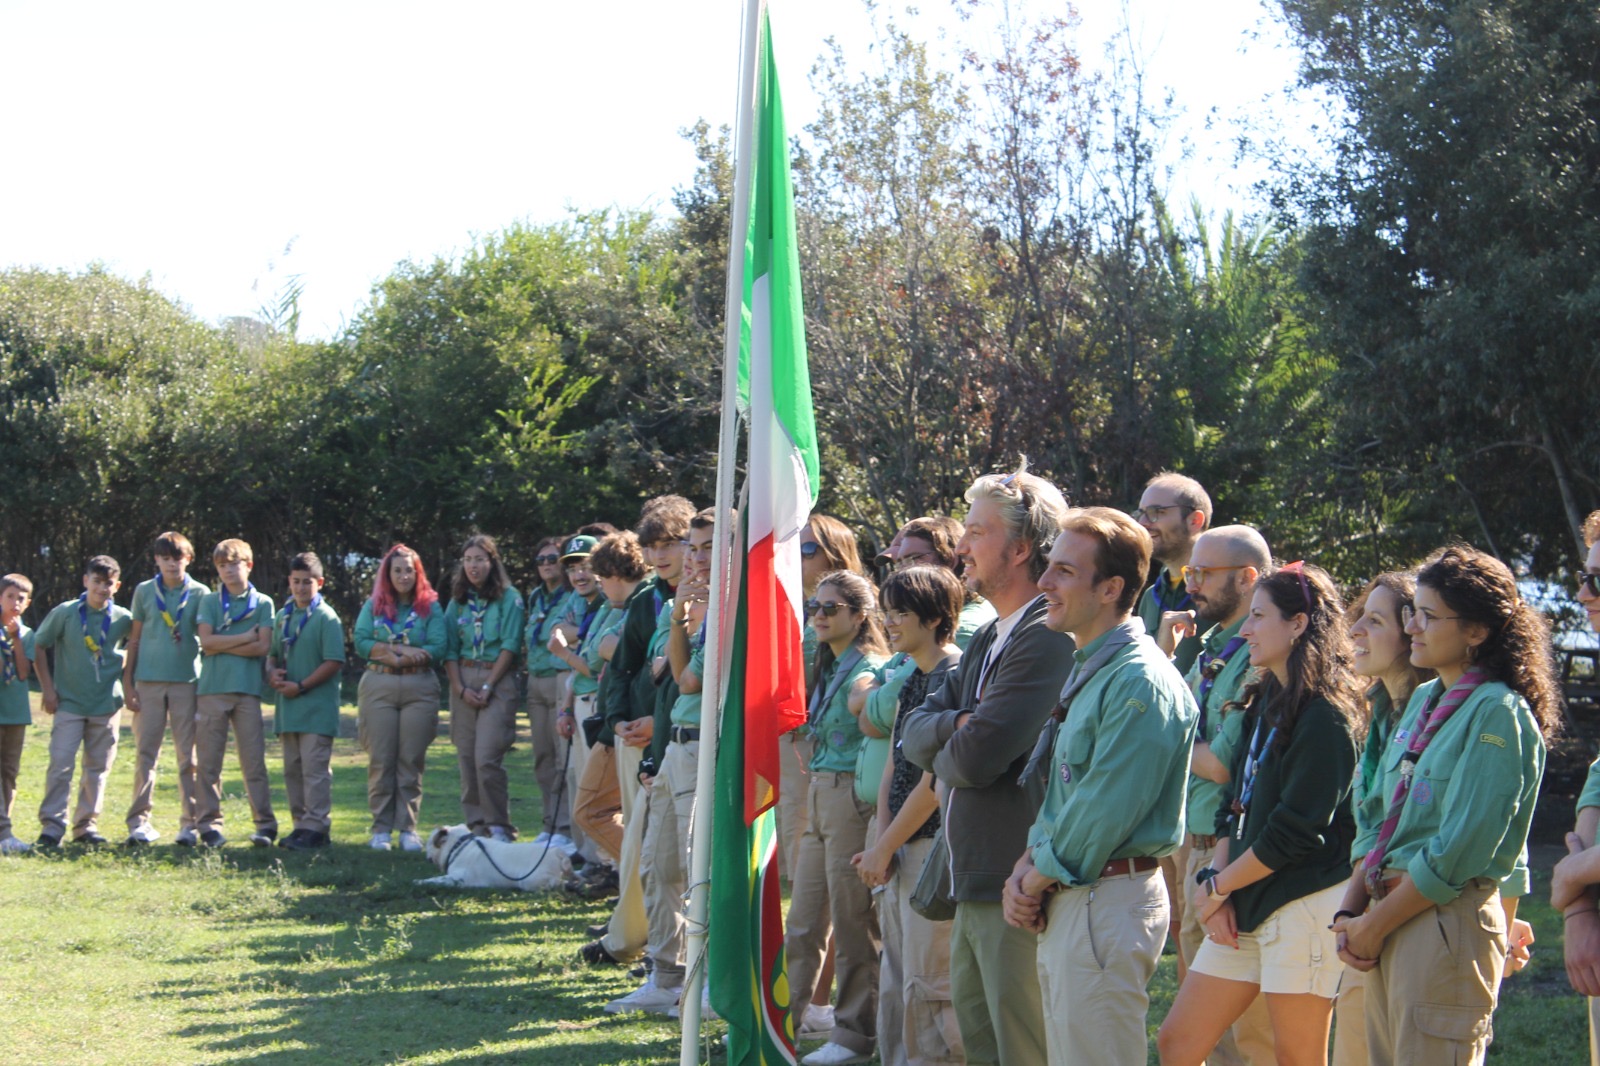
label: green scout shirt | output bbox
[669,633,706,729]
[1182,618,1253,834]
[955,599,997,651]
[524,584,572,677]
[1351,685,1400,864]
[1139,567,1202,675]
[1580,751,1600,813]
[197,587,275,698]
[0,623,35,725]
[1027,630,1197,887]
[271,598,347,736]
[648,601,680,768]
[856,653,916,805]
[443,585,525,664]
[130,575,210,684]
[35,597,135,716]
[575,599,624,699]
[352,599,447,663]
[1350,679,1545,906]
[809,648,887,774]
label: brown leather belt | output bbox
[365,662,430,676]
[1099,856,1158,879]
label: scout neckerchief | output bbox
[1362,670,1488,897]
[152,574,192,645]
[1018,618,1143,794]
[0,622,18,683]
[1231,709,1278,840]
[808,646,864,730]
[378,601,418,645]
[1195,633,1248,740]
[218,583,261,631]
[78,592,112,682]
[465,590,489,658]
[280,594,322,658]
[528,584,568,641]
[576,595,602,644]
[1150,567,1193,614]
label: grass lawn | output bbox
[0,699,1588,1065]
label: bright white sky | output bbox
[0,0,1315,340]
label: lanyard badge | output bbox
[78,593,112,683]
[153,575,191,645]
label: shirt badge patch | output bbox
[1060,762,1072,784]
[1125,697,1147,714]
[1479,733,1506,748]
[1412,780,1434,805]
[1394,729,1410,744]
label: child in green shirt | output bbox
[33,556,134,847]
[0,573,35,852]
[267,552,346,851]
[195,538,279,848]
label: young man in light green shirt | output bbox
[195,538,279,848]
[0,574,35,852]
[121,531,210,846]
[267,552,346,850]
[33,555,135,847]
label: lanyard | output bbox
[1233,714,1278,840]
[280,595,322,658]
[1195,634,1248,738]
[219,584,260,630]
[0,625,17,684]
[379,604,419,645]
[78,593,112,682]
[152,576,191,645]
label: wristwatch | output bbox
[1193,866,1218,887]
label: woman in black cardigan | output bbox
[1158,562,1365,1066]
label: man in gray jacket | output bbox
[901,462,1074,1066]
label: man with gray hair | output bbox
[901,460,1075,1066]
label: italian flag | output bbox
[708,8,816,1064]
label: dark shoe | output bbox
[250,829,277,847]
[282,830,329,851]
[276,829,309,849]
[35,833,61,849]
[579,939,622,966]
[629,956,654,979]
[587,923,610,939]
[566,866,620,900]
[199,829,226,848]
[74,832,108,846]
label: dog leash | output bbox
[448,734,573,884]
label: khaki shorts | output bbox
[1191,881,1346,998]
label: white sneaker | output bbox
[801,1043,872,1066]
[174,827,198,847]
[0,835,30,854]
[799,1003,836,1040]
[604,975,681,1016]
[127,823,161,844]
[369,832,392,851]
[398,831,424,852]
[549,832,578,856]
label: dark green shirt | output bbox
[1139,566,1202,674]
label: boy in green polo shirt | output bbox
[121,531,210,846]
[0,574,35,853]
[33,555,135,847]
[267,552,346,851]
[195,538,279,848]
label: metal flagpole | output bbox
[678,0,763,1061]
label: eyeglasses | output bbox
[1181,564,1247,585]
[1579,572,1600,597]
[1400,605,1461,629]
[805,599,847,618]
[800,542,821,559]
[1129,502,1192,524]
[565,562,591,573]
[534,554,561,566]
[878,608,911,626]
[896,551,936,568]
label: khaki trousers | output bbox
[0,723,25,839]
[776,729,812,881]
[195,694,277,835]
[281,732,334,833]
[1180,841,1276,1066]
[786,771,880,1057]
[601,741,648,960]
[1038,866,1167,1066]
[574,740,624,863]
[1365,878,1504,1066]
[950,900,1047,1066]
[358,669,439,833]
[127,681,200,833]
[880,835,963,1066]
[643,739,698,989]
[565,692,597,861]
[449,662,516,834]
[1589,995,1600,1066]
[1332,967,1368,1066]
[39,710,120,838]
[525,671,569,837]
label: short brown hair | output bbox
[1584,510,1600,548]
[637,495,696,545]
[1058,507,1152,613]
[0,574,34,597]
[591,531,648,581]
[807,515,863,574]
[900,516,962,571]
[213,539,254,565]
[155,531,195,561]
[882,565,965,645]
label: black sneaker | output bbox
[35,832,61,849]
[74,832,109,846]
[587,923,610,939]
[579,939,622,966]
[250,829,276,847]
[629,957,653,979]
[283,831,329,851]
[199,829,227,848]
[276,829,309,849]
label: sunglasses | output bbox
[1580,572,1600,597]
[800,542,820,559]
[805,599,847,618]
[535,554,561,566]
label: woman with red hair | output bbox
[354,544,445,852]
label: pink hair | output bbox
[370,543,439,620]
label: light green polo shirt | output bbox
[1579,753,1600,813]
[271,598,347,736]
[574,600,624,698]
[524,584,572,677]
[353,599,447,663]
[35,597,134,716]
[443,586,524,664]
[956,599,997,651]
[196,587,275,697]
[1351,679,1544,905]
[1027,629,1197,887]
[1351,686,1400,863]
[856,653,916,804]
[0,623,35,725]
[808,649,887,774]
[1182,618,1252,834]
[669,635,706,729]
[130,575,209,684]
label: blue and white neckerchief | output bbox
[219,584,261,631]
[464,591,489,658]
[152,575,192,645]
[280,594,323,659]
[1194,634,1248,739]
[1150,568,1193,614]
[78,592,112,682]
[378,602,418,645]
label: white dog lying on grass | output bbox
[416,825,571,891]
